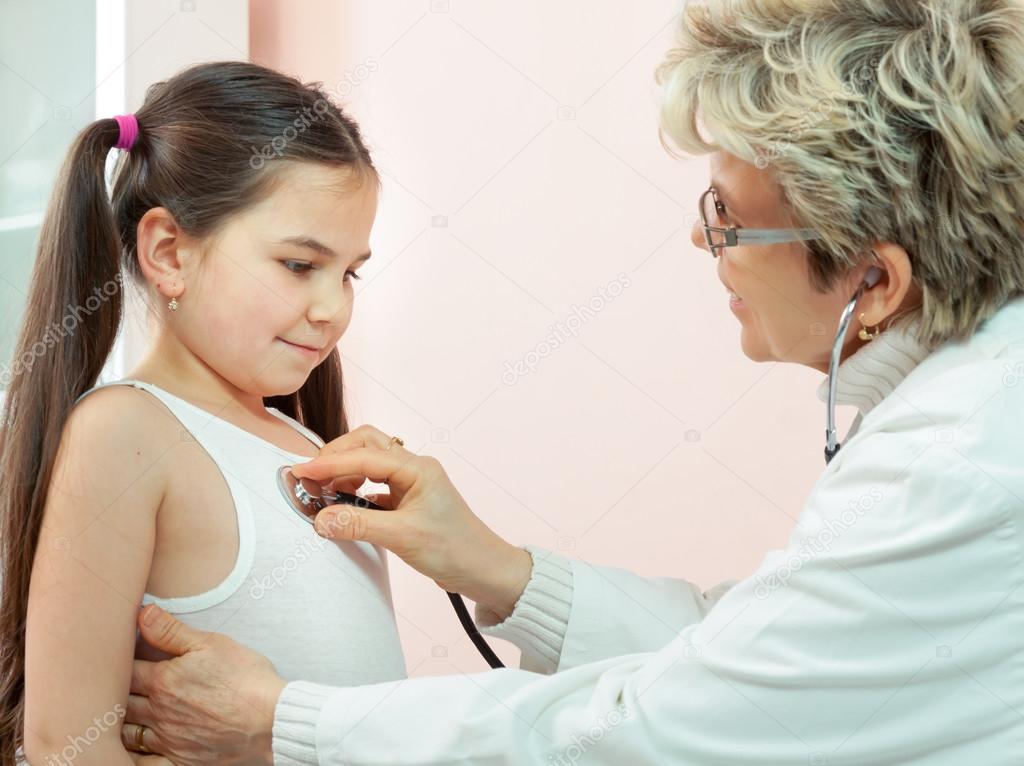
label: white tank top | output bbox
[74,379,408,686]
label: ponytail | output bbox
[0,116,125,765]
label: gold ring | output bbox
[135,724,151,754]
[384,436,405,451]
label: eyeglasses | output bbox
[699,186,821,256]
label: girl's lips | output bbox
[278,338,319,356]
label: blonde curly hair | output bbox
[658,0,1024,351]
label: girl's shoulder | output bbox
[61,383,181,509]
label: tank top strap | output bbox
[267,407,326,449]
[76,378,209,435]
[76,379,239,462]
[75,379,324,459]
[75,379,194,421]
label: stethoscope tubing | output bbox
[825,265,883,465]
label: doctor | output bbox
[122,1,1024,763]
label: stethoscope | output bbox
[276,466,507,668]
[275,265,882,666]
[825,264,883,465]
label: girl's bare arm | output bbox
[23,387,170,765]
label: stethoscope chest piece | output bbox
[274,465,506,668]
[276,465,382,524]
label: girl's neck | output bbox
[128,337,269,421]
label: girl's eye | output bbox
[283,260,362,282]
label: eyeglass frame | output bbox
[699,186,822,256]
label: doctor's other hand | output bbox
[290,424,533,621]
[124,604,285,765]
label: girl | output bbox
[0,61,407,765]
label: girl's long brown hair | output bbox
[0,60,376,763]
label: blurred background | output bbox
[0,0,855,675]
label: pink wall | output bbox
[249,0,854,676]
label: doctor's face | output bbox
[691,151,875,373]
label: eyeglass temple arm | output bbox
[727,228,821,246]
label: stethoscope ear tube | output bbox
[277,466,505,668]
[825,265,884,465]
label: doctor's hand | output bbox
[122,604,285,765]
[290,424,533,621]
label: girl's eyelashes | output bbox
[282,259,313,275]
[281,259,362,281]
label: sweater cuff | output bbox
[473,544,574,672]
[272,680,336,765]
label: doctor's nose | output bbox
[691,216,709,253]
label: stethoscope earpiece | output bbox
[864,265,883,289]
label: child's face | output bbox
[178,162,377,396]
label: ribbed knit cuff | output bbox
[474,544,574,673]
[272,681,336,765]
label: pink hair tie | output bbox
[113,113,139,151]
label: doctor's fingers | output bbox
[315,424,414,459]
[290,446,427,494]
[128,755,173,766]
[122,720,169,761]
[327,474,370,494]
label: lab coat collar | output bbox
[815,314,932,417]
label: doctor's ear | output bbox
[857,243,919,327]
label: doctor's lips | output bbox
[720,279,745,307]
[720,280,745,309]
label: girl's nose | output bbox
[307,287,352,326]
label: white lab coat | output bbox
[272,295,1024,765]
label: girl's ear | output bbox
[136,206,195,294]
